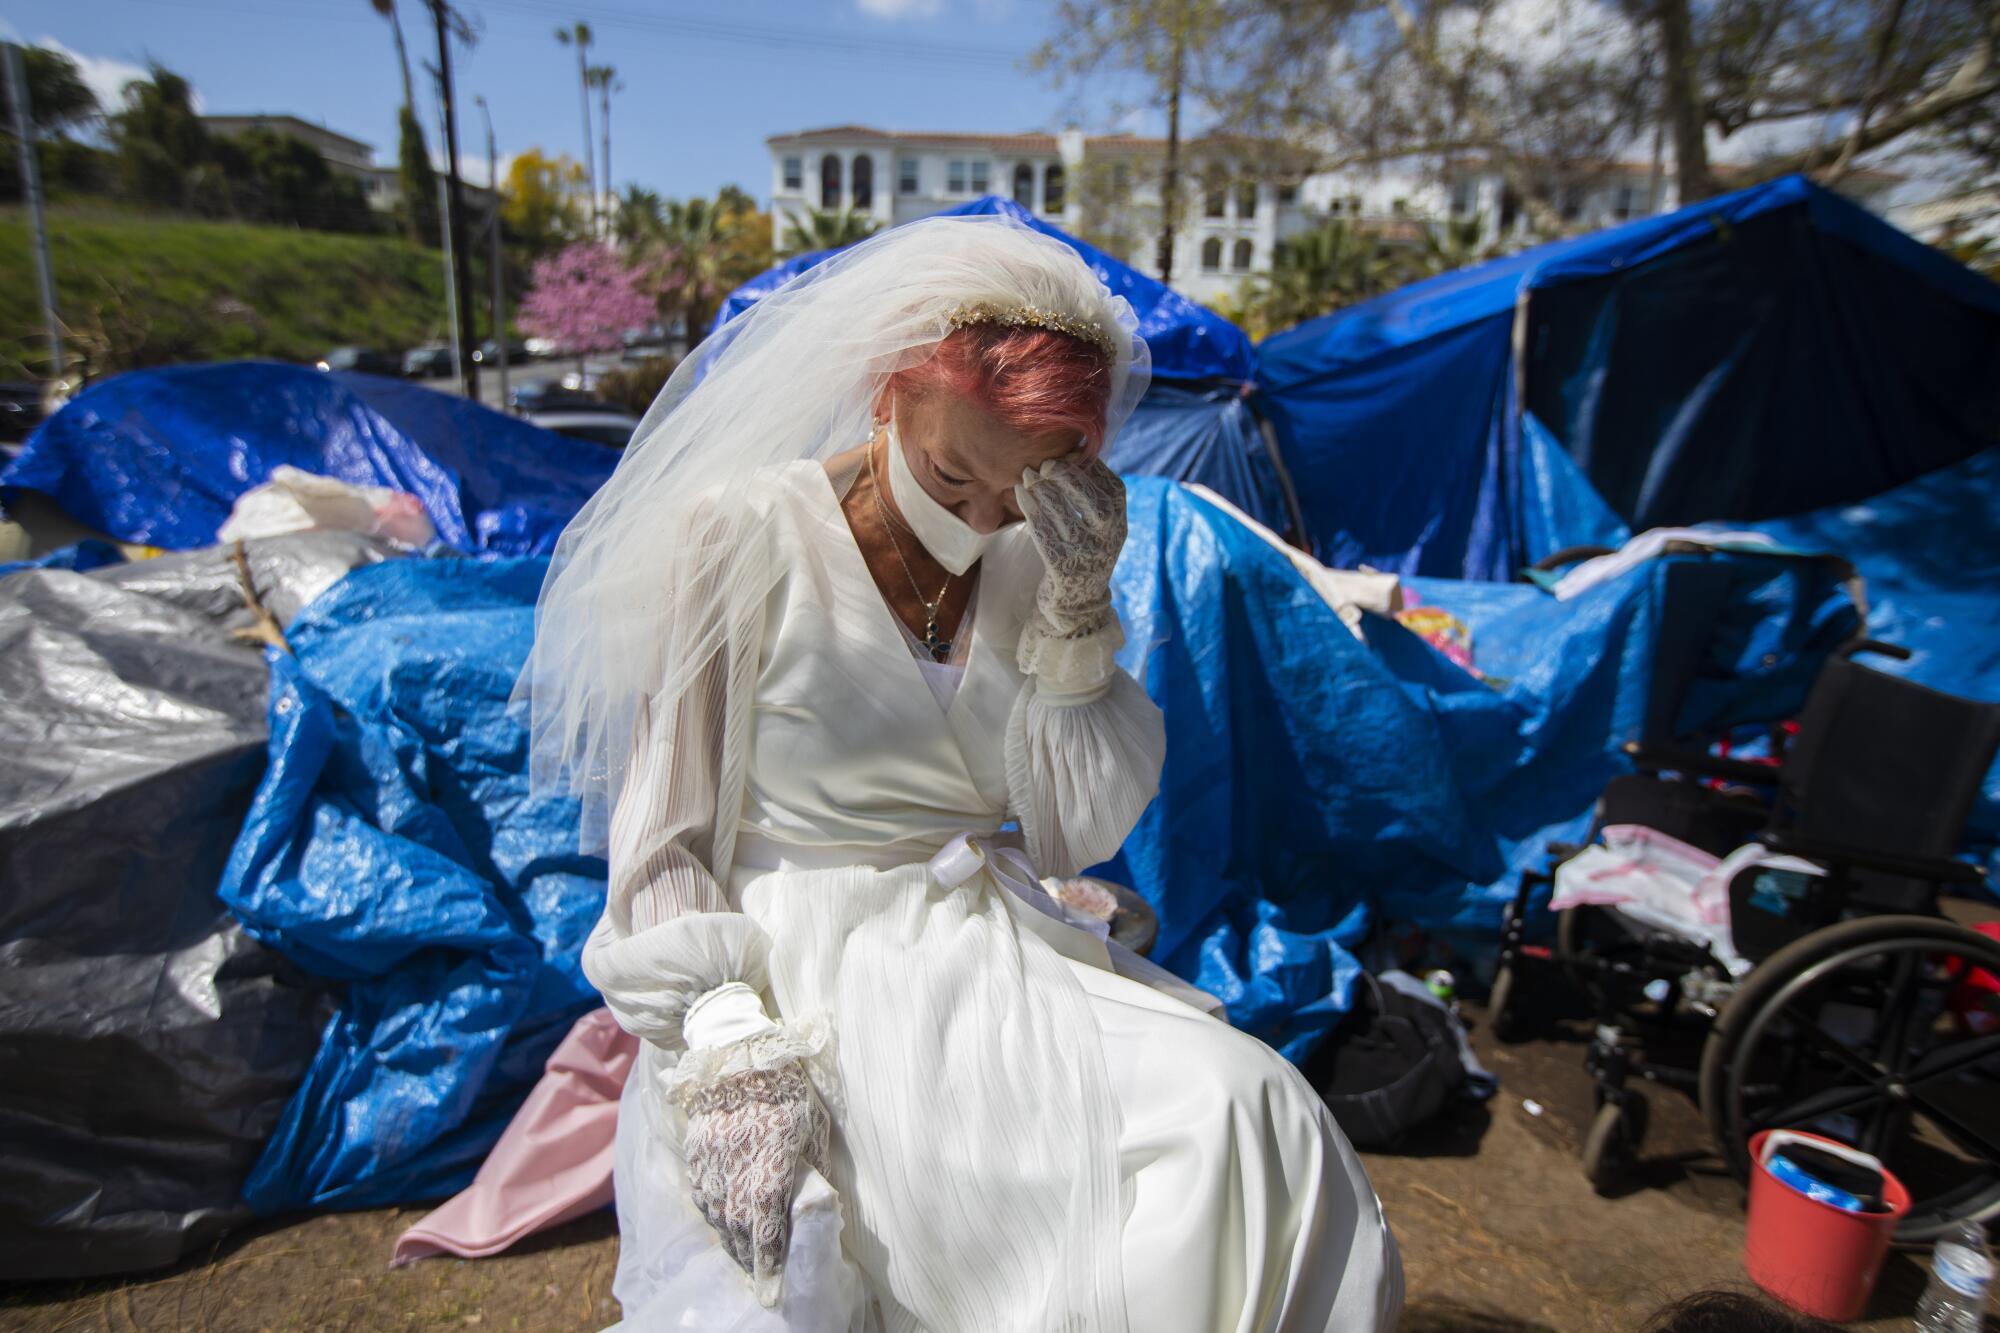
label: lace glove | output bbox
[1015,455,1128,696]
[673,983,833,1308]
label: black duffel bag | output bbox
[1307,972,1473,1151]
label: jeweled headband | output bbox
[945,301,1118,360]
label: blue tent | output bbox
[1256,175,2000,580]
[2,363,620,557]
[715,198,1298,533]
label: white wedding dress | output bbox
[590,461,1401,1333]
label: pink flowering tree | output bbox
[517,241,657,357]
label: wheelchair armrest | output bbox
[1623,741,1782,788]
[1754,831,1987,884]
[1843,638,1913,663]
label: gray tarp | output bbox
[0,534,391,1279]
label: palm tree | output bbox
[1235,220,1401,336]
[554,22,596,234]
[648,196,735,340]
[587,63,620,237]
[615,185,665,244]
[778,207,879,257]
[369,0,434,243]
[1413,216,1506,279]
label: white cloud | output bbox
[32,36,165,115]
[857,0,943,17]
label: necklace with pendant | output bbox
[868,437,954,661]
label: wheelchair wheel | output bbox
[1699,914,2000,1241]
[1583,1092,1649,1195]
[1487,961,1519,1041]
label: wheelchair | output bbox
[1489,578,2000,1242]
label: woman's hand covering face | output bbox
[1015,455,1127,639]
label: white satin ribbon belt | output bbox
[927,832,1112,944]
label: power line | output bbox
[477,0,1028,66]
[139,0,1032,69]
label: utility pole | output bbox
[432,90,465,394]
[1155,17,1185,288]
[594,65,617,240]
[5,44,64,385]
[476,94,508,409]
[427,0,477,386]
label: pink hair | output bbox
[891,323,1114,454]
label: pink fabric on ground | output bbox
[390,1006,638,1266]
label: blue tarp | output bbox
[714,195,1258,383]
[1256,175,2000,579]
[1099,479,1860,1060]
[0,537,123,582]
[2,364,620,557]
[218,558,604,1211]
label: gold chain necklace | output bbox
[868,437,954,660]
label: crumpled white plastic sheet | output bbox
[217,465,436,548]
[1549,824,1824,976]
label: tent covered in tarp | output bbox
[714,196,1300,533]
[1095,478,1860,1060]
[1256,175,2000,580]
[0,535,387,1279]
[1,363,621,556]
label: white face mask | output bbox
[882,417,997,575]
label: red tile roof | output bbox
[770,126,1060,153]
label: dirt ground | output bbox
[0,1011,1955,1333]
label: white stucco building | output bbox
[767,126,1326,305]
[767,126,1902,305]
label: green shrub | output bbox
[0,206,446,378]
[594,355,678,415]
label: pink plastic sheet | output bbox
[390,1007,635,1266]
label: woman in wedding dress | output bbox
[518,214,1401,1333]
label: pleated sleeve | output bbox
[1003,657,1166,879]
[579,502,774,1055]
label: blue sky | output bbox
[6,0,1147,202]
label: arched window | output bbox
[1204,186,1226,219]
[1232,238,1254,271]
[1012,162,1036,207]
[1236,182,1258,218]
[1200,237,1223,272]
[852,155,874,211]
[1043,163,1065,213]
[820,154,842,210]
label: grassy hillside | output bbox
[0,206,451,378]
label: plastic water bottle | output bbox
[1913,1221,1994,1331]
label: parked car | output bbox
[508,382,608,415]
[527,406,640,449]
[316,347,403,377]
[403,345,457,379]
[522,336,565,360]
[0,381,48,452]
[472,339,527,365]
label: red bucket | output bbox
[1743,1129,1910,1321]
